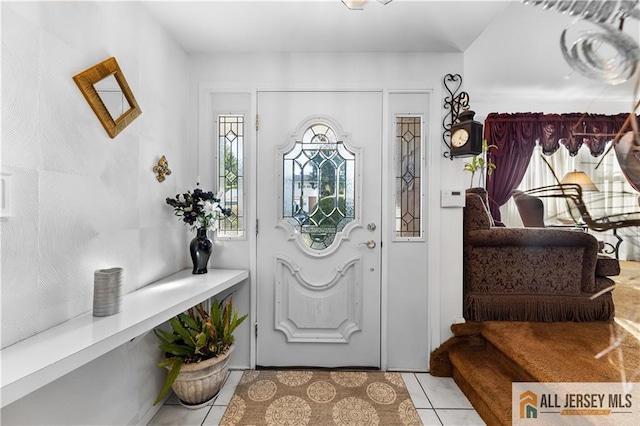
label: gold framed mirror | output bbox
[73,57,141,138]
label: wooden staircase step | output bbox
[479,321,629,383]
[445,321,640,426]
[450,343,536,426]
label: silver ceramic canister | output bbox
[93,267,123,317]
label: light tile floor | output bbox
[148,371,485,426]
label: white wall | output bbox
[188,52,468,370]
[1,1,189,424]
[465,2,638,120]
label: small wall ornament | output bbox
[153,155,171,182]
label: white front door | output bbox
[256,91,382,368]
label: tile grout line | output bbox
[199,405,214,426]
[202,370,233,424]
[413,373,445,426]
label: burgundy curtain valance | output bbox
[483,112,633,157]
[483,111,636,222]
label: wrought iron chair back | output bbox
[524,184,640,232]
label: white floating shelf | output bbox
[0,268,249,408]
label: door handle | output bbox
[359,240,376,249]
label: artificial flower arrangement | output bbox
[166,185,232,231]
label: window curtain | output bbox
[504,143,632,227]
[483,112,635,222]
[503,142,640,260]
[537,112,629,157]
[484,113,538,221]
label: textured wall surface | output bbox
[1,1,190,424]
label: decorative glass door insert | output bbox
[217,115,244,238]
[283,122,356,251]
[394,115,423,239]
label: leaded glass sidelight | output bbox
[217,115,244,238]
[283,123,356,250]
[395,116,422,238]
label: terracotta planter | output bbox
[168,344,234,406]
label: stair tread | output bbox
[480,321,627,382]
[450,345,526,426]
[447,320,640,425]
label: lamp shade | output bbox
[560,170,599,191]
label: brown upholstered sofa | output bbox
[464,189,619,322]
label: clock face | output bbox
[451,128,469,148]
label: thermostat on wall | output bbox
[441,189,465,208]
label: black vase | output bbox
[190,228,213,274]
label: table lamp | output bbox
[560,170,599,192]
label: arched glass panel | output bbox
[283,123,356,250]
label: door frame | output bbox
[198,83,443,370]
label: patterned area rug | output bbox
[219,370,422,426]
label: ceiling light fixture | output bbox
[343,0,392,10]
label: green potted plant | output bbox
[153,296,247,406]
[463,139,497,188]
